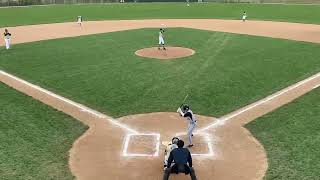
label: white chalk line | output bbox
[0,70,139,134]
[122,133,161,157]
[2,70,319,158]
[0,70,160,156]
[197,72,320,133]
[0,70,213,157]
[313,84,320,89]
[0,70,165,157]
[174,132,215,157]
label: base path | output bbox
[1,71,320,179]
[1,19,320,180]
[2,19,320,46]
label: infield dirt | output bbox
[1,19,320,180]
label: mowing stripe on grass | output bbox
[197,72,320,133]
[0,70,138,134]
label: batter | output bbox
[177,105,197,147]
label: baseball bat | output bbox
[180,94,189,107]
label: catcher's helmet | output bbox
[172,137,179,144]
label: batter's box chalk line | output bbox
[122,133,161,157]
[174,132,215,157]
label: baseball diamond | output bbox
[0,2,320,180]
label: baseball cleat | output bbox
[187,144,194,148]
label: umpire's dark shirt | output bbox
[167,147,192,168]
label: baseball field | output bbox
[0,2,320,180]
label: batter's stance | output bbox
[177,105,197,147]
[3,29,11,50]
[158,28,166,50]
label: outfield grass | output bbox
[0,3,320,27]
[0,83,87,180]
[246,87,320,180]
[1,28,319,117]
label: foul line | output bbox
[0,70,164,157]
[2,69,318,158]
[0,70,138,134]
[197,72,320,133]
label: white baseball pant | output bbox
[5,38,10,49]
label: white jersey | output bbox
[4,32,11,39]
[159,31,164,39]
[77,16,82,23]
[242,13,247,19]
[159,31,165,45]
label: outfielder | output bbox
[3,29,11,50]
[177,105,197,147]
[163,137,179,169]
[158,28,166,50]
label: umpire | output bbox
[163,140,197,180]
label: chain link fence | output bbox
[0,0,319,7]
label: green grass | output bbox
[246,87,320,180]
[1,3,320,27]
[1,28,319,117]
[0,83,87,180]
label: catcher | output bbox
[177,104,197,147]
[163,137,179,170]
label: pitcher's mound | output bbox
[135,46,195,60]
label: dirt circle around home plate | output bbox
[135,46,195,60]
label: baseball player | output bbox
[242,11,247,22]
[158,28,166,50]
[77,16,83,26]
[163,137,179,170]
[177,105,197,147]
[3,29,11,50]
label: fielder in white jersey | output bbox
[3,29,11,50]
[77,16,83,26]
[177,105,197,147]
[163,137,179,169]
[158,28,166,50]
[242,11,247,22]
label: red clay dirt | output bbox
[2,19,320,46]
[135,47,195,60]
[1,19,320,180]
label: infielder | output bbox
[163,137,179,169]
[158,28,166,50]
[3,29,11,50]
[242,11,247,22]
[77,16,83,26]
[177,105,197,147]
